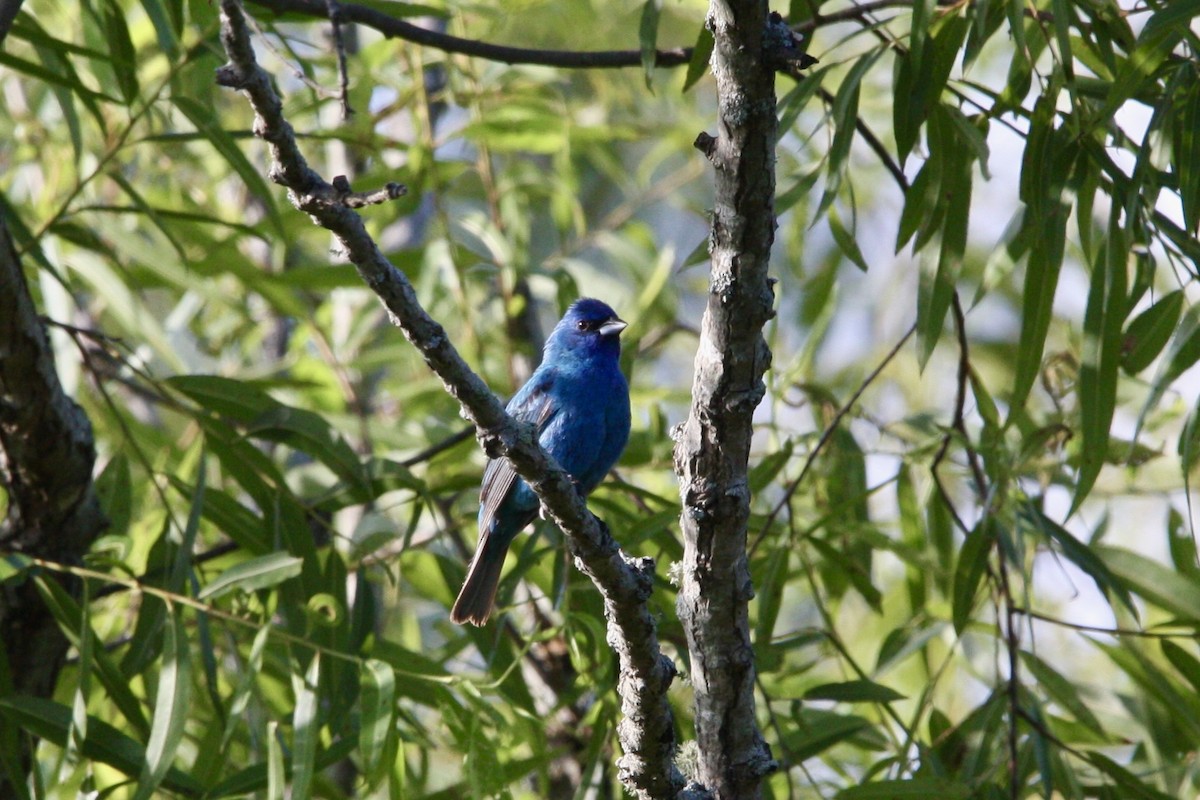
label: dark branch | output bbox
[244,0,910,70]
[0,0,24,48]
[215,3,682,796]
[0,212,105,794]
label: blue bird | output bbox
[451,298,632,625]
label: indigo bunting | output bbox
[451,298,631,626]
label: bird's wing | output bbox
[478,374,558,535]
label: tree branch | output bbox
[0,214,105,792]
[244,0,906,70]
[672,1,781,797]
[0,0,21,47]
[214,3,682,796]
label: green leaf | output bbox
[1022,505,1137,618]
[169,375,277,421]
[779,710,873,761]
[1019,650,1106,736]
[1010,104,1073,413]
[291,653,321,799]
[828,206,869,272]
[132,610,192,800]
[247,405,371,498]
[33,576,150,737]
[1172,67,1200,234]
[683,26,714,92]
[94,454,132,537]
[818,49,883,217]
[1074,219,1127,511]
[804,679,905,703]
[359,659,398,789]
[100,0,138,103]
[638,0,662,90]
[1095,545,1200,622]
[1136,302,1200,444]
[1085,752,1178,800]
[896,157,942,253]
[198,553,304,600]
[171,96,284,236]
[1122,290,1183,374]
[1162,640,1200,696]
[952,520,994,635]
[0,553,32,583]
[836,778,970,799]
[0,697,202,795]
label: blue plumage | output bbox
[451,298,631,625]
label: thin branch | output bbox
[751,321,915,555]
[818,88,908,190]
[244,0,910,70]
[325,0,354,119]
[214,3,681,795]
[0,0,24,48]
[1015,607,1200,640]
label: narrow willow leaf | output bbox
[33,576,150,736]
[918,106,973,365]
[198,553,304,600]
[638,0,661,90]
[248,405,371,498]
[1122,290,1183,374]
[0,697,202,794]
[291,654,321,799]
[1173,68,1200,233]
[1085,752,1178,800]
[222,625,270,750]
[100,0,138,103]
[138,0,180,58]
[1019,650,1106,736]
[1095,545,1200,622]
[952,520,995,635]
[267,721,284,800]
[171,96,284,236]
[1010,105,1072,413]
[836,778,970,799]
[1022,505,1136,617]
[780,710,872,761]
[132,609,192,800]
[818,49,883,217]
[360,659,398,789]
[1135,302,1200,444]
[94,454,132,537]
[1162,640,1200,696]
[1074,217,1126,512]
[683,26,714,92]
[169,375,275,422]
[804,679,906,703]
[828,207,869,272]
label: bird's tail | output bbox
[450,534,507,626]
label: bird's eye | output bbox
[577,320,592,331]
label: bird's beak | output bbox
[599,318,628,337]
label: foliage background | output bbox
[2,0,1200,797]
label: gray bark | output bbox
[673,0,778,796]
[0,215,105,794]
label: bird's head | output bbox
[545,298,627,361]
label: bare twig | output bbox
[214,3,681,795]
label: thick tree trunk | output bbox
[0,216,105,794]
[674,0,777,797]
